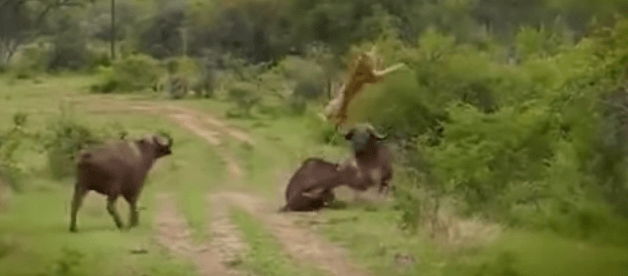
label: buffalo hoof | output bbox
[69,226,78,233]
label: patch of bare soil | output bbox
[168,113,222,146]
[208,194,248,268]
[164,106,255,146]
[216,191,371,276]
[78,96,369,276]
[153,193,233,276]
[135,104,245,179]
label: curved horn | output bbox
[153,135,168,146]
[364,124,388,140]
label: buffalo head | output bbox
[341,124,387,153]
[139,134,173,158]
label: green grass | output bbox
[4,73,628,276]
[0,178,198,276]
[0,75,225,275]
[443,229,628,276]
[181,97,628,276]
[228,206,331,276]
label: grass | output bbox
[0,74,225,275]
[0,177,199,276]
[3,73,628,276]
[229,205,331,276]
[180,97,628,276]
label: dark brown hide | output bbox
[69,134,172,232]
[280,126,393,212]
[341,125,393,194]
[280,158,340,212]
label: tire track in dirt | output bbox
[208,193,249,269]
[145,105,251,275]
[153,193,232,276]
[165,111,242,178]
[150,104,371,276]
[162,105,255,147]
[214,192,371,276]
[74,97,250,275]
[79,96,370,276]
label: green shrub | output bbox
[41,105,127,180]
[226,82,261,118]
[47,35,90,71]
[92,54,164,93]
[0,112,34,192]
[87,51,111,72]
[303,110,344,146]
[351,19,628,244]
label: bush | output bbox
[167,75,189,99]
[9,43,48,79]
[41,105,128,180]
[87,51,111,72]
[350,19,628,244]
[47,35,90,71]
[303,110,344,146]
[0,112,34,192]
[226,82,261,118]
[91,54,164,93]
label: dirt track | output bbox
[80,96,370,276]
[154,193,234,276]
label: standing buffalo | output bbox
[69,134,173,232]
[280,124,393,212]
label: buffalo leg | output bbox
[106,195,124,230]
[129,201,139,228]
[322,189,335,206]
[378,181,390,196]
[69,184,88,232]
[129,202,139,229]
[122,193,139,228]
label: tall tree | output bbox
[0,0,93,65]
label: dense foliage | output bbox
[345,19,628,244]
[3,0,628,244]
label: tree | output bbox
[0,0,93,65]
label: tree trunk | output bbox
[111,0,116,60]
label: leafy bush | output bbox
[47,32,90,71]
[226,82,261,118]
[91,54,164,93]
[337,19,628,244]
[41,105,128,180]
[0,112,32,191]
[87,51,111,72]
[424,102,558,219]
[11,44,48,78]
[303,110,344,146]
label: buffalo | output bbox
[69,134,173,232]
[280,158,339,212]
[280,124,393,212]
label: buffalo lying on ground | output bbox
[69,134,173,232]
[280,124,393,212]
[280,157,339,212]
